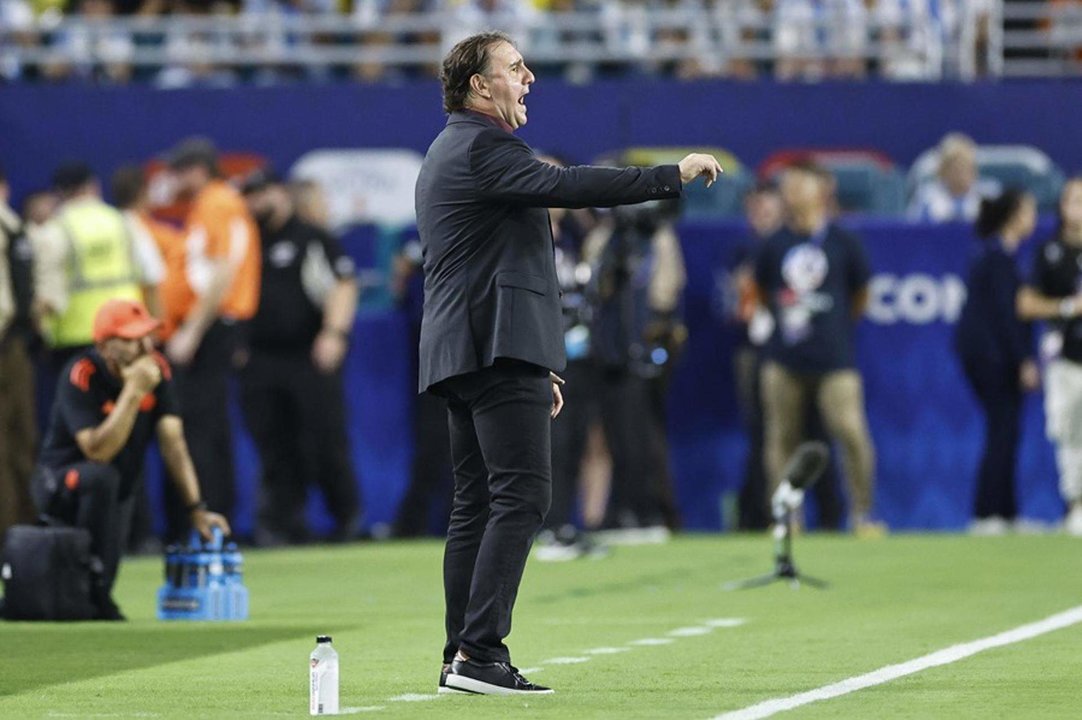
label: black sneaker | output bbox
[445,657,554,695]
[438,663,475,695]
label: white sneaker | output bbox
[1012,518,1054,535]
[1065,506,1082,537]
[968,517,1010,536]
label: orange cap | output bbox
[92,299,161,343]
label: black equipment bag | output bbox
[1,523,99,621]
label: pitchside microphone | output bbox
[771,442,830,521]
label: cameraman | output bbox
[589,198,686,534]
[31,299,229,620]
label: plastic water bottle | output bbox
[309,635,339,715]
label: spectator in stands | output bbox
[1018,177,1082,536]
[163,137,260,539]
[31,298,229,619]
[32,163,148,422]
[42,0,134,84]
[954,188,1039,535]
[155,2,239,89]
[0,0,37,82]
[0,167,37,545]
[908,132,998,223]
[774,0,868,81]
[752,160,883,536]
[239,169,362,544]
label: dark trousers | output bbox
[239,351,361,541]
[547,360,597,530]
[168,321,236,539]
[392,391,453,537]
[598,367,678,529]
[438,360,552,664]
[31,461,134,595]
[0,334,37,546]
[964,362,1021,520]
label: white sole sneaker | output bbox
[445,674,555,696]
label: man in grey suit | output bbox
[418,31,722,696]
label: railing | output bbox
[1002,1,1082,77]
[0,3,1005,83]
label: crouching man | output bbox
[31,298,229,619]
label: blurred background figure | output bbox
[588,196,686,540]
[1019,177,1082,537]
[240,170,362,545]
[32,162,147,428]
[909,132,999,223]
[0,166,37,546]
[954,188,1039,536]
[163,137,261,539]
[753,161,882,536]
[533,154,602,561]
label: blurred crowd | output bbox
[0,0,1009,85]
[2,128,1081,570]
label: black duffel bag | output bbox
[1,522,101,621]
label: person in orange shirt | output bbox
[161,137,261,538]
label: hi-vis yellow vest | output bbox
[48,200,142,348]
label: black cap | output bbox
[239,168,280,196]
[166,137,219,171]
[52,162,95,193]
[316,635,332,643]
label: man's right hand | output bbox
[121,355,162,395]
[678,153,724,188]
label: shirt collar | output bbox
[453,108,515,134]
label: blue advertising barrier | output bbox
[3,80,1082,203]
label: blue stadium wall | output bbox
[3,80,1079,533]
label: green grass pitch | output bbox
[1,534,1080,719]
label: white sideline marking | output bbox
[543,656,592,664]
[629,638,675,646]
[340,707,388,714]
[712,605,1082,720]
[669,626,714,637]
[705,618,747,628]
[518,667,543,675]
[388,693,441,702]
[584,647,631,655]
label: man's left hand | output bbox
[166,325,200,367]
[312,330,349,374]
[191,508,231,540]
[550,372,565,419]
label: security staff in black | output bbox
[240,171,362,545]
[419,32,721,695]
[32,299,229,620]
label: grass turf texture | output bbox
[1,534,1079,719]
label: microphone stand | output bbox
[724,483,828,591]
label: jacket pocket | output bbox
[497,271,548,296]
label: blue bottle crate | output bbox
[157,529,248,621]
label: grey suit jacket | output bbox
[415,110,682,392]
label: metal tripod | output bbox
[724,510,828,590]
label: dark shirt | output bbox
[1029,234,1082,363]
[39,349,180,499]
[955,242,1032,370]
[754,223,871,374]
[249,215,356,354]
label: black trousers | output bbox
[239,351,361,541]
[437,360,552,664]
[31,461,134,596]
[964,362,1021,520]
[168,321,236,540]
[392,390,453,537]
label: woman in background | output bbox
[954,188,1038,535]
